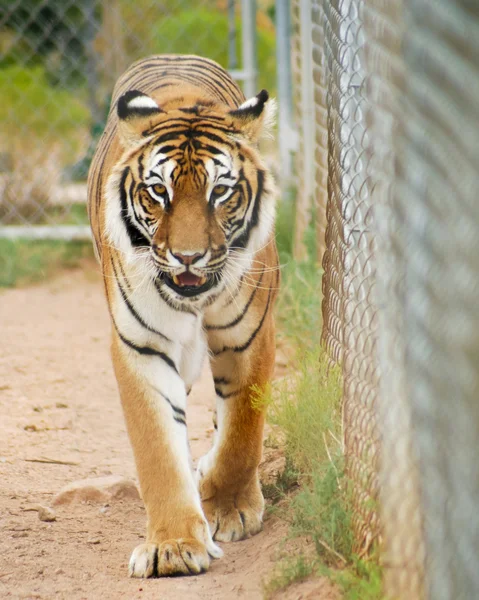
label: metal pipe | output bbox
[0,226,92,240]
[241,0,257,98]
[299,0,314,204]
[228,0,238,70]
[275,0,296,183]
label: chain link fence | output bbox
[0,0,273,238]
[290,1,479,599]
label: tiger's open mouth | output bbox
[163,272,215,297]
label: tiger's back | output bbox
[87,54,279,579]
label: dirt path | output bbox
[0,265,337,600]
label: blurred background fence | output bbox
[0,0,276,237]
[3,1,479,599]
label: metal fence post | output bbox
[275,0,296,186]
[241,0,257,98]
[228,0,238,71]
[292,0,314,260]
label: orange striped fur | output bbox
[87,55,279,578]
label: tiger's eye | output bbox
[212,185,227,197]
[151,183,166,196]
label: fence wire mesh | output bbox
[0,0,267,235]
[293,0,479,599]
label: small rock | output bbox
[23,504,56,522]
[37,505,56,522]
[55,568,64,575]
[24,424,38,432]
[99,506,109,514]
[33,406,43,413]
[54,475,140,506]
[56,402,68,409]
[87,538,101,545]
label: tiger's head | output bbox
[105,88,276,307]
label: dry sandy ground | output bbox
[0,265,338,600]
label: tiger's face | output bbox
[106,90,276,307]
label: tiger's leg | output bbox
[198,319,275,541]
[111,334,222,577]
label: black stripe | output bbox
[150,384,186,419]
[194,130,234,146]
[148,117,197,135]
[168,66,233,101]
[230,170,264,249]
[200,144,229,156]
[153,130,191,145]
[153,144,179,156]
[174,415,187,426]
[222,276,244,307]
[129,176,153,241]
[169,57,243,99]
[119,167,150,248]
[116,257,132,292]
[112,317,178,373]
[137,68,230,104]
[214,386,238,399]
[154,279,197,315]
[171,404,186,418]
[111,258,171,342]
[213,285,273,355]
[205,269,264,331]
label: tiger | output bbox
[87,54,279,578]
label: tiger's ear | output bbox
[228,90,276,143]
[117,90,163,147]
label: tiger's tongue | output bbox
[176,272,204,287]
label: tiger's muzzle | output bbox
[152,246,227,299]
[162,271,217,297]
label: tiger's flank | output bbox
[87,54,279,578]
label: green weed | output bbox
[264,345,383,598]
[262,456,299,505]
[274,195,322,353]
[269,352,342,475]
[264,554,315,599]
[332,557,383,600]
[0,64,89,154]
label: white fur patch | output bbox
[127,95,159,111]
[238,96,259,110]
[262,98,277,134]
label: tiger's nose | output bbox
[171,250,206,266]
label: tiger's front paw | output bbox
[200,475,264,542]
[129,537,222,578]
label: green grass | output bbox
[269,352,342,476]
[274,195,322,353]
[262,351,383,598]
[120,4,277,96]
[262,456,299,505]
[264,555,315,598]
[0,239,94,288]
[265,553,383,600]
[0,65,90,142]
[265,198,384,599]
